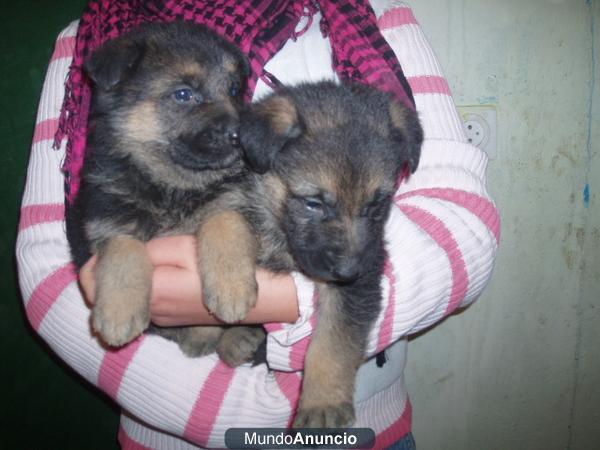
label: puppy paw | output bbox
[217,326,266,367]
[293,402,355,429]
[203,276,258,323]
[198,210,258,323]
[92,236,152,347]
[177,326,223,358]
[92,297,149,347]
[179,338,219,358]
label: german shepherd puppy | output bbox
[66,22,266,359]
[210,81,422,427]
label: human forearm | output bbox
[151,260,300,326]
[78,235,300,327]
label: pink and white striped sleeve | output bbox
[264,2,500,371]
[16,21,304,449]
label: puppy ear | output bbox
[388,100,423,173]
[84,36,144,91]
[240,95,303,174]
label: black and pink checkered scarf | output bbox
[57,0,415,202]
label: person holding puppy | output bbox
[17,1,499,449]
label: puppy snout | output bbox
[213,114,240,147]
[323,250,360,282]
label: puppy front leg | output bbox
[198,210,258,323]
[92,236,152,346]
[294,284,367,429]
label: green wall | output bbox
[1,2,120,449]
[404,1,600,449]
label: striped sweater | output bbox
[16,2,500,449]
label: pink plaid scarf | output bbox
[56,0,414,202]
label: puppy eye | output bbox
[362,194,391,218]
[173,88,194,103]
[304,197,324,212]
[229,82,240,97]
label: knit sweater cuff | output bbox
[264,272,315,371]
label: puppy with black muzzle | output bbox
[209,81,423,427]
[67,21,265,360]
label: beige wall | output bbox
[403,1,600,449]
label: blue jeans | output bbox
[385,432,416,450]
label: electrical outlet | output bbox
[457,105,497,159]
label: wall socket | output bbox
[457,105,497,159]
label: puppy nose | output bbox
[229,129,240,147]
[331,258,360,282]
[333,265,359,282]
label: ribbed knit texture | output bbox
[16,2,499,448]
